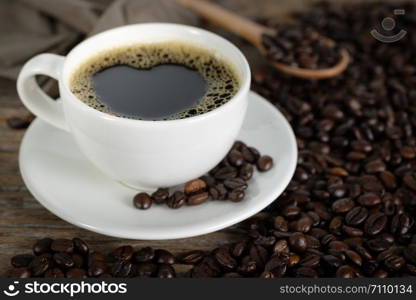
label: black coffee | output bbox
[70,42,240,120]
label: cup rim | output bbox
[61,23,251,125]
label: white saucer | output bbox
[19,91,297,240]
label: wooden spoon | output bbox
[178,0,350,79]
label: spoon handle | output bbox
[179,0,272,47]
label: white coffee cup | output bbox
[17,23,250,190]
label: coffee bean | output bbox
[181,250,205,264]
[300,255,320,268]
[345,250,362,266]
[357,193,381,207]
[155,249,175,265]
[379,171,397,190]
[384,255,405,272]
[72,254,84,268]
[88,261,106,277]
[391,213,414,235]
[332,198,355,213]
[11,254,34,268]
[111,260,132,277]
[151,188,169,204]
[167,191,186,209]
[239,163,254,181]
[223,178,248,190]
[289,233,308,253]
[241,146,260,163]
[294,216,313,233]
[157,264,176,278]
[228,189,245,202]
[133,192,152,209]
[273,216,289,232]
[336,265,356,278]
[209,184,228,200]
[33,238,53,255]
[44,268,65,278]
[184,179,207,195]
[132,247,154,263]
[228,150,245,167]
[53,252,75,268]
[73,238,89,255]
[365,159,386,173]
[401,146,415,159]
[29,255,52,276]
[403,172,416,191]
[187,192,209,206]
[213,166,237,180]
[257,155,273,172]
[51,239,74,253]
[111,245,134,261]
[66,268,87,278]
[404,244,416,265]
[364,212,388,236]
[295,267,318,278]
[135,262,158,277]
[345,207,368,226]
[214,248,237,270]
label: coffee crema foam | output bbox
[70,41,240,120]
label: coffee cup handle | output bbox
[17,54,69,132]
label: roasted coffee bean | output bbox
[187,192,209,206]
[157,264,176,278]
[228,189,245,202]
[132,247,154,263]
[213,166,237,180]
[184,179,207,195]
[181,250,205,264]
[88,251,106,264]
[66,268,87,278]
[379,171,396,190]
[155,249,175,265]
[332,198,355,214]
[29,255,52,276]
[289,233,308,253]
[167,191,186,209]
[214,248,237,270]
[366,238,391,252]
[33,238,53,255]
[111,245,134,261]
[357,193,381,207]
[223,178,248,190]
[295,267,318,278]
[300,255,320,268]
[136,262,158,277]
[112,260,132,277]
[364,213,388,236]
[404,245,416,265]
[73,238,89,255]
[345,207,368,226]
[209,184,228,200]
[384,255,405,272]
[44,268,65,278]
[11,254,34,268]
[72,254,84,268]
[239,163,254,181]
[365,160,386,173]
[257,155,273,172]
[345,250,362,266]
[51,239,73,253]
[241,146,260,163]
[133,192,152,210]
[151,188,170,204]
[336,265,356,278]
[53,252,74,268]
[273,216,289,232]
[87,261,106,277]
[294,216,313,233]
[249,244,268,269]
[231,241,247,258]
[343,225,363,237]
[391,214,414,235]
[228,150,245,167]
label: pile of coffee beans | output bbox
[262,26,341,69]
[8,238,176,278]
[7,1,416,278]
[132,141,273,209]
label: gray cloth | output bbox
[0,0,199,80]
